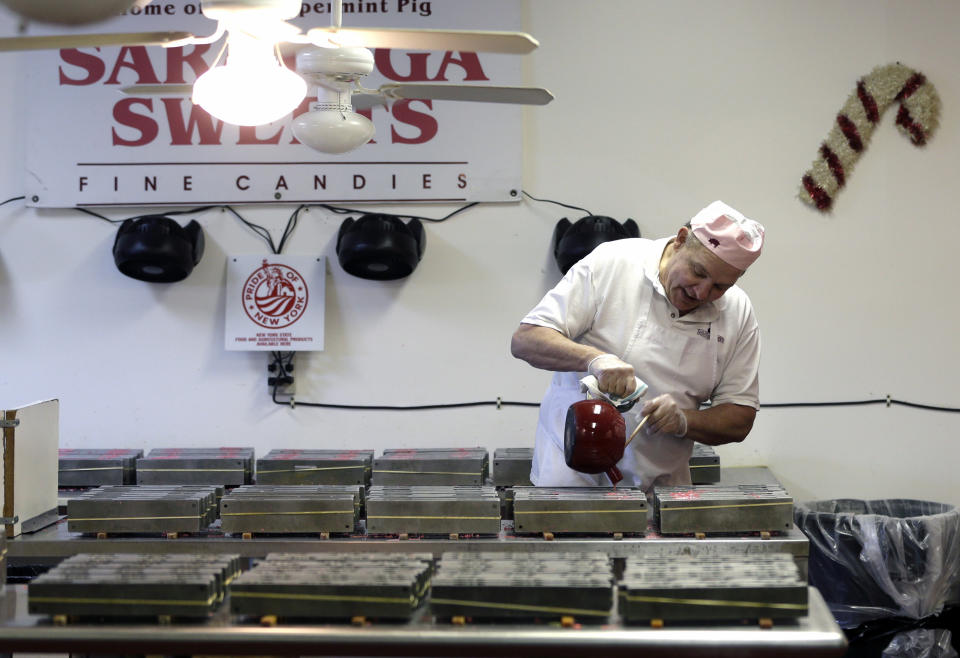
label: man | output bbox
[511,200,765,491]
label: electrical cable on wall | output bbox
[75,205,298,255]
[307,201,480,224]
[271,385,540,410]
[72,201,481,248]
[270,386,960,415]
[1,195,25,207]
[522,190,593,216]
[762,398,960,413]
[4,194,956,417]
[75,205,218,225]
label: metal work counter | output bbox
[0,467,837,655]
[0,584,845,657]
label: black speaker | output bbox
[112,215,205,283]
[552,215,639,274]
[336,214,426,281]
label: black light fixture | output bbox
[336,214,426,281]
[552,215,640,274]
[112,215,205,283]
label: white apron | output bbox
[530,290,719,491]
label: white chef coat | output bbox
[521,237,761,491]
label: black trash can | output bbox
[795,499,960,629]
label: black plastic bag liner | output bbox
[795,499,960,629]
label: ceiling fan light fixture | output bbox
[296,45,375,77]
[292,45,376,153]
[192,0,306,126]
[292,108,375,154]
[192,56,306,126]
[113,216,205,283]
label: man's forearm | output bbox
[510,324,603,373]
[682,403,756,445]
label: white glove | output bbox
[586,353,636,398]
[640,394,689,437]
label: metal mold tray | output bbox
[256,449,373,486]
[492,448,533,487]
[66,485,220,534]
[137,448,255,486]
[654,484,794,535]
[372,448,488,486]
[58,449,143,487]
[431,551,613,621]
[28,553,239,618]
[512,487,648,535]
[219,485,360,534]
[619,554,808,622]
[689,443,721,484]
[230,553,433,620]
[365,485,500,535]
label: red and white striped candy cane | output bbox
[800,63,940,211]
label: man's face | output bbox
[661,229,743,313]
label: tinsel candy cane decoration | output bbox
[800,63,940,211]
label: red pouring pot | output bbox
[563,399,626,485]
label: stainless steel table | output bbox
[0,584,845,657]
[0,466,838,655]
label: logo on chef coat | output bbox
[243,259,309,329]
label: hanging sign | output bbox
[22,0,526,207]
[225,255,325,351]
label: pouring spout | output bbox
[605,464,623,486]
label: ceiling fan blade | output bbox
[351,93,389,112]
[307,27,538,54]
[121,84,193,96]
[0,31,195,52]
[378,84,554,105]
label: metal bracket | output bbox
[0,418,19,428]
[1,515,19,525]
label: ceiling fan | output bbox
[0,0,152,26]
[0,0,553,153]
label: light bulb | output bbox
[192,30,306,126]
[292,102,375,154]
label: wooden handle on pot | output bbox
[624,415,649,448]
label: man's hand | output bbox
[640,394,688,437]
[587,353,636,398]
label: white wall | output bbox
[1,0,958,506]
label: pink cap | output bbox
[690,200,765,271]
